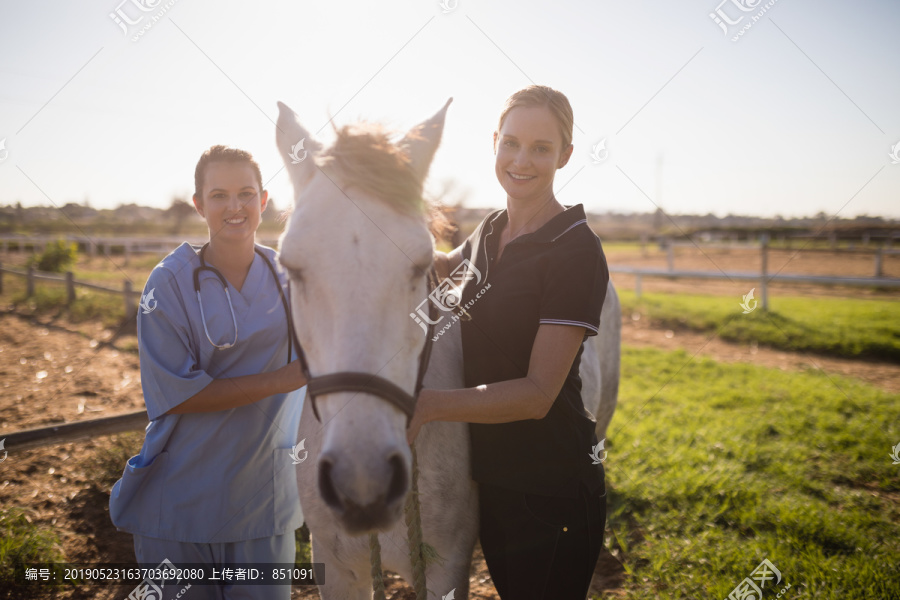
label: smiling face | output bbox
[192,160,268,245]
[493,105,573,205]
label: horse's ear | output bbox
[276,101,321,193]
[401,98,452,183]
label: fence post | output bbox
[760,234,769,311]
[26,266,35,298]
[123,280,136,316]
[666,242,674,272]
[66,271,76,304]
[635,273,642,299]
[874,248,883,278]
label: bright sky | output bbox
[1,0,898,219]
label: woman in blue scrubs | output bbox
[110,145,308,600]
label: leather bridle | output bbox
[287,269,440,427]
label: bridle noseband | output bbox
[288,269,439,426]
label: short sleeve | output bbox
[539,238,609,336]
[137,267,214,420]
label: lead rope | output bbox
[369,532,387,600]
[404,443,428,600]
[369,443,427,600]
[368,268,438,600]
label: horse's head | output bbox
[276,99,450,534]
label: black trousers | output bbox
[478,478,606,600]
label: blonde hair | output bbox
[497,85,574,149]
[317,123,425,214]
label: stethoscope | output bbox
[193,242,294,365]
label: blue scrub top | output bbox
[109,242,306,543]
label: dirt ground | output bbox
[1,298,898,598]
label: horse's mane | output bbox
[317,123,426,215]
[277,121,456,241]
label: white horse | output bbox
[276,100,621,600]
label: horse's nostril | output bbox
[385,453,408,506]
[318,457,341,509]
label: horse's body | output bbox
[276,100,620,599]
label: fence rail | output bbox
[0,264,141,314]
[1,410,148,452]
[0,235,281,259]
[661,239,899,278]
[610,265,900,309]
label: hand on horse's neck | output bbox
[498,195,564,261]
[206,240,255,292]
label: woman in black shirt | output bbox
[407,85,609,600]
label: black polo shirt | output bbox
[459,204,610,499]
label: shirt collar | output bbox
[487,204,588,245]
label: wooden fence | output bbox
[2,236,899,452]
[664,240,900,278]
[0,235,281,263]
[2,411,149,453]
[0,264,141,315]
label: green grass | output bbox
[619,291,900,362]
[5,284,131,329]
[0,508,66,596]
[1,258,142,328]
[602,346,900,599]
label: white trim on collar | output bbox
[550,218,587,243]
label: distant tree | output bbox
[166,197,196,234]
